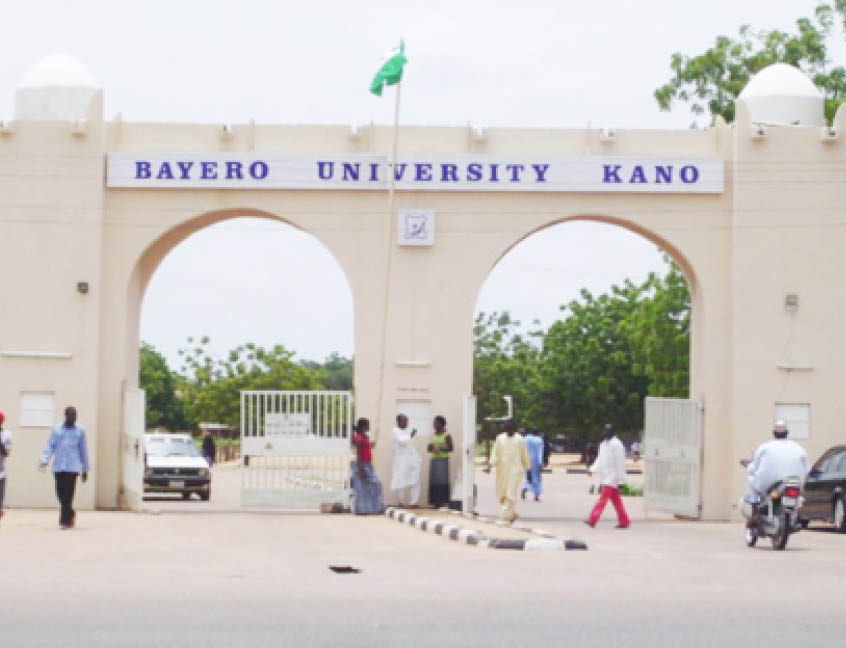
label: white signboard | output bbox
[107,153,724,194]
[397,209,435,246]
[265,412,312,437]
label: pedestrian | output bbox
[584,423,630,529]
[39,406,89,530]
[491,420,530,522]
[390,414,421,508]
[350,417,384,514]
[542,432,551,468]
[0,410,12,524]
[521,427,544,502]
[426,415,453,508]
[202,430,216,466]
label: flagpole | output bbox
[375,78,401,446]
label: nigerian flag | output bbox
[369,41,407,96]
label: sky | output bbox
[1,0,840,367]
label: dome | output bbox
[737,63,824,126]
[14,54,101,121]
[17,53,98,89]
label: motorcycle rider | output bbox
[743,419,809,522]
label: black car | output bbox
[800,445,846,532]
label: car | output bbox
[144,433,211,501]
[800,445,846,532]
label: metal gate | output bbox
[240,390,352,508]
[643,397,702,518]
[121,386,146,511]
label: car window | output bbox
[832,452,846,473]
[145,438,201,458]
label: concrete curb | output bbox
[385,507,587,551]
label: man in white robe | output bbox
[491,420,530,522]
[390,414,421,507]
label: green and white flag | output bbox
[369,41,407,96]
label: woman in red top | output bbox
[350,418,384,514]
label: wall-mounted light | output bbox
[785,293,798,312]
[751,124,767,140]
[599,127,615,143]
[0,120,11,136]
[220,124,232,140]
[77,281,89,295]
[820,126,839,142]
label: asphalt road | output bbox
[2,466,844,647]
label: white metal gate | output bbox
[121,386,146,511]
[643,397,702,518]
[240,390,352,508]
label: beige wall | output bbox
[3,91,843,519]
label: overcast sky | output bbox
[1,0,839,367]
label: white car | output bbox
[144,433,211,501]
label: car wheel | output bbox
[745,526,758,547]
[834,497,846,533]
[200,488,210,502]
[181,491,191,500]
[799,518,810,530]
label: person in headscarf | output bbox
[491,420,529,522]
[350,417,384,515]
[426,415,453,508]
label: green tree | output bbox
[654,2,846,124]
[620,260,690,397]
[472,312,543,437]
[178,337,323,429]
[139,342,186,430]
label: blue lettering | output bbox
[369,163,379,182]
[680,165,699,184]
[506,164,525,182]
[467,163,483,181]
[655,165,673,184]
[135,161,151,179]
[156,162,174,180]
[249,161,269,180]
[177,161,194,179]
[629,165,647,184]
[201,162,217,180]
[441,164,458,182]
[226,161,243,180]
[532,164,550,182]
[603,164,622,183]
[415,163,433,181]
[317,161,334,180]
[489,164,499,182]
[342,163,360,181]
[393,163,408,181]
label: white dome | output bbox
[737,63,824,126]
[17,53,98,89]
[15,54,101,121]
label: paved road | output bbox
[2,467,844,647]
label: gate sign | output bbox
[107,153,724,194]
[265,412,312,437]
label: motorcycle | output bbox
[740,477,804,550]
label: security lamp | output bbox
[77,281,89,295]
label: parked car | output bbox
[144,433,211,501]
[800,445,846,532]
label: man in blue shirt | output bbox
[40,406,89,529]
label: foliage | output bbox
[654,2,846,124]
[473,312,543,439]
[139,342,187,430]
[472,258,691,449]
[139,337,353,432]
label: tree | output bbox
[620,260,690,397]
[472,312,543,436]
[654,2,846,124]
[139,342,186,430]
[178,337,323,429]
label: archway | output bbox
[470,216,701,523]
[122,210,355,510]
